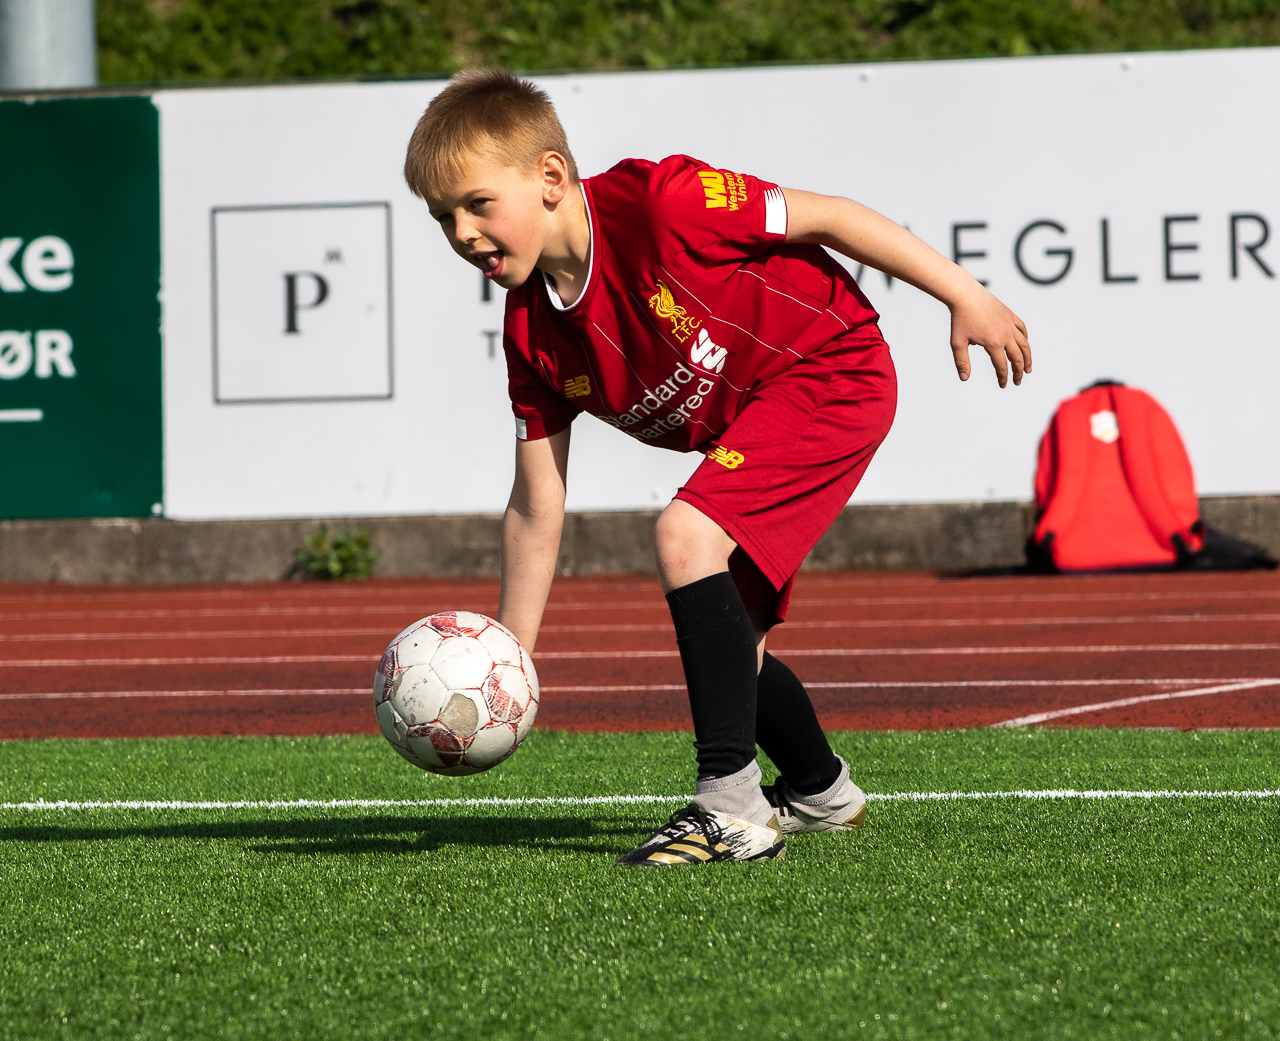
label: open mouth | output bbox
[474,250,505,277]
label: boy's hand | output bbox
[948,283,1032,388]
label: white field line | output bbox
[2,644,1278,668]
[7,612,1276,643]
[0,678,1256,701]
[994,679,1280,727]
[4,789,1280,813]
[3,587,1279,621]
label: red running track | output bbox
[1,570,1278,740]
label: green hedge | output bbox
[99,0,1280,85]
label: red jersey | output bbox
[503,154,880,452]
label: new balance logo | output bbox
[707,445,745,469]
[564,375,591,398]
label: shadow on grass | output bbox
[0,814,640,855]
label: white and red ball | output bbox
[373,612,539,775]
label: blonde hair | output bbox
[404,68,579,200]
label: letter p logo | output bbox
[284,272,329,334]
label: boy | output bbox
[404,69,1030,867]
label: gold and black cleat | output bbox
[616,804,785,867]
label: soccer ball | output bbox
[373,612,540,775]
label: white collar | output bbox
[542,188,594,312]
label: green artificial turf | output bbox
[2,729,1278,1040]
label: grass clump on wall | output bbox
[292,524,379,581]
[98,0,1280,85]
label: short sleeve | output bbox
[503,294,581,442]
[641,154,788,265]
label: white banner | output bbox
[157,49,1280,520]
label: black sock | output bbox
[665,572,758,780]
[756,652,841,796]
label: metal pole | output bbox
[0,0,97,91]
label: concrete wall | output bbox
[2,496,1275,584]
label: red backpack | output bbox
[1028,381,1207,572]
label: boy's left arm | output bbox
[781,188,1031,388]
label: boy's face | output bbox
[427,156,550,291]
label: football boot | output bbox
[762,759,867,834]
[616,803,785,867]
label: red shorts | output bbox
[674,323,897,628]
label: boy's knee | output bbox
[654,501,708,556]
[654,500,736,590]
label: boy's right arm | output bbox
[781,189,1031,388]
[497,426,571,653]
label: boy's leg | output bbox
[667,329,896,841]
[620,329,894,865]
[653,502,775,819]
[756,650,866,832]
[615,502,784,868]
[666,571,758,783]
[754,650,841,795]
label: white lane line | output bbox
[0,628,393,644]
[0,606,489,622]
[0,408,44,422]
[534,643,1280,660]
[3,587,1278,621]
[788,590,1280,608]
[0,689,365,701]
[3,644,1277,668]
[7,612,1276,644]
[0,655,374,668]
[786,612,1280,629]
[0,678,1258,700]
[543,613,1280,633]
[4,789,1279,812]
[540,678,1261,693]
[7,611,1280,644]
[994,679,1280,727]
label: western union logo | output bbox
[698,170,727,209]
[648,280,701,343]
[697,169,749,211]
[564,375,591,398]
[707,445,745,469]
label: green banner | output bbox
[0,96,161,519]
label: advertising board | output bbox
[0,96,161,519]
[152,51,1277,519]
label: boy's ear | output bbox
[540,151,572,204]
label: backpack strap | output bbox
[1032,389,1107,555]
[1111,386,1204,555]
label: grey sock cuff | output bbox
[789,756,849,807]
[695,759,761,795]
